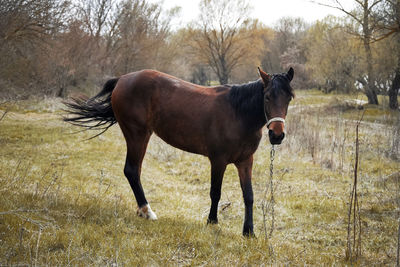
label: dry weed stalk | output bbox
[34,227,42,267]
[397,172,400,267]
[345,110,365,262]
[337,116,348,172]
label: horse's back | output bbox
[111,70,233,156]
[113,69,227,101]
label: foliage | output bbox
[305,16,364,93]
[0,0,398,104]
[374,0,400,110]
[0,0,179,99]
[0,0,70,97]
[260,17,311,89]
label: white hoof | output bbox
[137,204,158,220]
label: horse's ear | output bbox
[287,67,294,82]
[258,67,270,87]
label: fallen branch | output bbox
[0,110,7,121]
[0,101,9,122]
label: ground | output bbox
[0,90,399,265]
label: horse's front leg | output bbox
[207,158,227,224]
[235,156,254,236]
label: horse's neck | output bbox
[228,81,266,130]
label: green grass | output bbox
[0,91,399,265]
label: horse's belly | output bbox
[154,127,208,156]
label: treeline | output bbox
[0,0,398,108]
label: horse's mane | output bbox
[228,79,265,129]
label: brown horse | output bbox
[64,67,294,236]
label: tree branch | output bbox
[311,1,363,24]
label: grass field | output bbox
[0,91,399,265]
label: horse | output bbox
[64,67,294,236]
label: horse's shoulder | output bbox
[201,85,230,95]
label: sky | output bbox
[150,0,356,29]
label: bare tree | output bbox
[375,0,400,40]
[190,0,260,84]
[75,0,115,39]
[315,0,384,105]
[275,17,310,89]
[110,0,176,74]
[0,0,70,97]
[304,17,366,93]
[260,17,308,76]
[375,0,400,109]
[0,0,68,46]
[74,0,117,79]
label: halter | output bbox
[266,117,285,128]
[263,75,286,130]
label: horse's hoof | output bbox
[137,204,158,220]
[207,218,218,224]
[242,226,255,237]
[242,231,256,238]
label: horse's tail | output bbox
[63,78,119,138]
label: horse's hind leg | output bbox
[123,129,157,220]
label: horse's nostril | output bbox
[268,130,274,139]
[268,130,285,145]
[269,130,284,138]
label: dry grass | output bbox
[0,91,399,265]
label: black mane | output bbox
[228,79,266,130]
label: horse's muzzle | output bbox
[268,130,285,145]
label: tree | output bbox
[0,0,69,96]
[304,17,364,93]
[375,0,400,40]
[275,17,310,89]
[49,20,96,97]
[76,0,115,39]
[190,65,211,85]
[189,0,262,85]
[0,0,180,99]
[316,0,384,104]
[258,17,311,89]
[105,0,177,75]
[375,0,400,109]
[0,0,68,46]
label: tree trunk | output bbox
[389,9,400,110]
[218,57,229,85]
[218,75,228,85]
[363,0,379,105]
[364,47,379,104]
[56,86,66,98]
[389,69,400,110]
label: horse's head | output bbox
[258,67,294,145]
